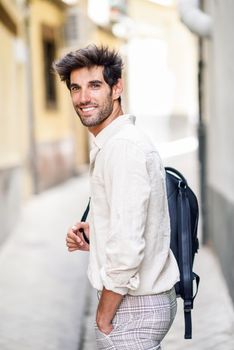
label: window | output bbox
[42,25,57,109]
[0,2,17,35]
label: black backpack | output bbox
[165,167,200,339]
[80,167,200,340]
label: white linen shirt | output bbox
[87,114,180,296]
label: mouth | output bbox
[79,106,97,113]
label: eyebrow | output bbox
[70,83,80,89]
[89,80,103,85]
[70,80,103,88]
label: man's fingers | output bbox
[67,242,84,250]
[66,236,80,244]
[68,247,79,252]
[66,227,86,248]
[67,244,88,252]
[71,225,78,233]
[66,237,76,243]
[67,229,78,239]
[67,229,84,244]
[74,221,89,229]
[67,245,79,250]
[66,222,90,253]
[66,241,79,247]
[66,235,84,246]
[73,222,90,233]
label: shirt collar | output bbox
[91,114,136,150]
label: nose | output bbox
[79,88,91,104]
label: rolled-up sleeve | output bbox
[100,139,151,295]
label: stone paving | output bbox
[0,169,233,350]
[81,246,234,350]
[0,117,234,350]
[0,175,90,350]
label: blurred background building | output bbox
[0,0,87,244]
[1,0,233,304]
[178,0,234,303]
[0,0,197,242]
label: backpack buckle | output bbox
[184,300,193,312]
[178,180,187,189]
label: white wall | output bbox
[204,0,234,204]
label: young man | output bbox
[54,45,179,350]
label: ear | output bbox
[112,78,123,101]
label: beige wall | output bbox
[0,0,31,195]
[29,0,89,170]
[201,0,234,303]
[203,0,234,203]
[0,0,29,243]
[0,0,91,212]
[30,0,71,142]
[0,10,27,169]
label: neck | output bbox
[88,102,124,137]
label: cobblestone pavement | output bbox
[0,175,90,350]
[1,117,234,350]
[81,246,234,350]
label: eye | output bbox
[91,83,101,89]
[70,85,80,92]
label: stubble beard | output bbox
[76,100,114,128]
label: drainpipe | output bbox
[24,0,39,194]
[197,36,207,243]
[177,0,212,244]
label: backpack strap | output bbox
[192,272,200,300]
[165,167,188,185]
[177,184,193,339]
[184,273,200,338]
[79,197,91,244]
[81,197,91,222]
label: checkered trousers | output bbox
[95,287,177,350]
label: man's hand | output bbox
[96,288,124,335]
[66,222,90,252]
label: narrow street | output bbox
[1,1,234,349]
[0,117,233,350]
[0,175,90,350]
[81,247,234,350]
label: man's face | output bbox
[70,66,114,128]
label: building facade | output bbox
[0,0,27,244]
[178,0,234,303]
[0,0,128,245]
[0,0,89,244]
[202,0,234,302]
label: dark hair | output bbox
[53,45,123,95]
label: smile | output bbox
[80,106,96,112]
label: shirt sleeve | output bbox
[100,138,151,295]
